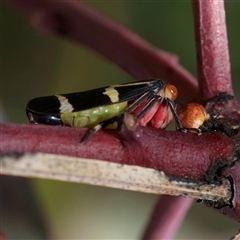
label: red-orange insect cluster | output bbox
[178,103,209,131]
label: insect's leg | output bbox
[166,99,184,130]
[126,91,153,113]
[166,99,201,134]
[135,95,162,120]
[187,128,202,134]
[81,116,121,144]
[81,124,102,144]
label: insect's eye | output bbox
[165,84,178,101]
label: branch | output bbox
[192,0,233,102]
[142,196,193,240]
[2,1,240,237]
[4,0,198,106]
[2,122,240,223]
[1,122,236,180]
[1,153,230,202]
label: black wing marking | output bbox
[26,79,166,114]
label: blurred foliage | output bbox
[1,1,240,239]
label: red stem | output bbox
[0,232,7,240]
[142,196,193,240]
[192,0,232,103]
[2,1,240,237]
[1,122,236,181]
[4,0,198,106]
[1,2,199,238]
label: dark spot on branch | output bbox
[226,175,235,208]
[202,198,230,209]
[161,170,201,184]
[0,152,25,160]
[200,116,240,137]
[204,92,240,120]
[204,158,228,183]
[207,92,234,103]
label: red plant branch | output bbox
[1,122,236,180]
[2,0,240,239]
[192,0,233,103]
[4,0,197,106]
[142,196,193,240]
[0,232,7,240]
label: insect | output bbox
[178,103,209,132]
[178,102,240,136]
[26,79,191,142]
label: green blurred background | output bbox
[1,1,240,239]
